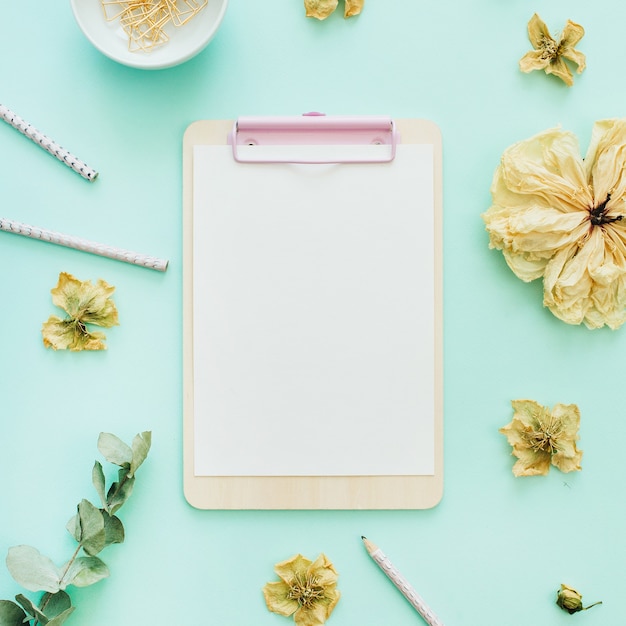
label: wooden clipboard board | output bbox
[183,116,443,509]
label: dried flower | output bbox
[482,120,626,329]
[344,0,363,17]
[499,400,582,477]
[42,272,119,351]
[304,0,363,20]
[556,584,602,614]
[519,14,586,86]
[305,0,338,19]
[263,554,340,626]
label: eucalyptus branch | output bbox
[0,431,151,626]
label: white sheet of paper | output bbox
[193,144,435,476]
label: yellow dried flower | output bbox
[304,0,362,20]
[42,272,119,351]
[263,554,340,626]
[305,0,338,19]
[344,0,363,17]
[519,14,586,86]
[556,584,602,614]
[499,400,582,477]
[482,120,626,329]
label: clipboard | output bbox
[182,115,443,509]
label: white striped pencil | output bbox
[0,217,168,272]
[0,103,98,181]
[362,537,445,626]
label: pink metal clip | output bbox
[229,113,397,164]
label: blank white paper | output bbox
[193,144,435,476]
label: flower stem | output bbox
[582,601,602,611]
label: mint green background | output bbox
[1,2,623,625]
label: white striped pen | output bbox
[362,536,445,626]
[0,217,168,272]
[0,103,98,181]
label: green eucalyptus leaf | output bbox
[77,499,106,556]
[129,431,151,477]
[0,600,27,626]
[106,470,135,515]
[97,433,132,468]
[3,432,151,625]
[102,512,125,547]
[62,556,109,589]
[6,546,61,593]
[45,607,75,626]
[15,593,47,624]
[38,591,71,619]
[65,514,80,543]
[92,461,107,509]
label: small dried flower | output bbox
[500,400,582,477]
[519,14,586,86]
[482,120,626,329]
[263,554,340,626]
[343,0,363,17]
[42,272,119,351]
[556,584,602,614]
[304,0,363,20]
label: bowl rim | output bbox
[70,0,228,70]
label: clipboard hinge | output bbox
[229,113,397,164]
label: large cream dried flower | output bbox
[500,399,582,477]
[263,554,340,626]
[519,14,586,87]
[482,120,626,329]
[305,0,337,19]
[42,272,119,351]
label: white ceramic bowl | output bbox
[70,0,228,69]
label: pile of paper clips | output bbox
[101,0,208,52]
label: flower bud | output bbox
[556,584,602,614]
